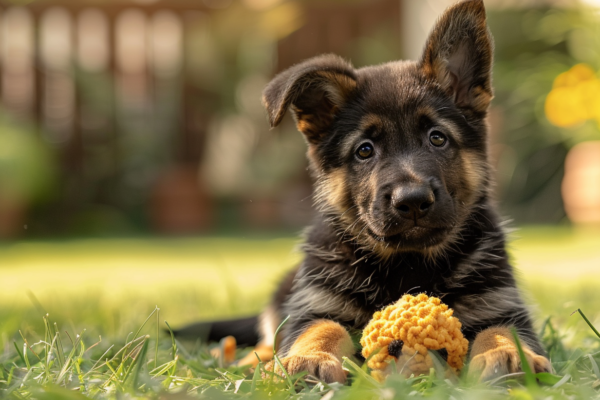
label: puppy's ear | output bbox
[263,54,357,144]
[420,0,493,114]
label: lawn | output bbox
[1,226,599,399]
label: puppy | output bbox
[243,0,552,383]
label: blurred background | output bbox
[1,0,600,345]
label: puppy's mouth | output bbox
[366,225,450,249]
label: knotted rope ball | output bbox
[360,293,469,381]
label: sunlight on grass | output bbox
[0,237,301,339]
[1,227,600,399]
[510,226,600,336]
[0,226,598,342]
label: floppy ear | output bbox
[420,0,493,114]
[263,54,357,144]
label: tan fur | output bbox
[261,54,357,131]
[285,70,356,144]
[420,105,465,144]
[469,327,551,380]
[264,320,355,383]
[238,342,274,367]
[315,71,357,106]
[209,336,237,363]
[314,168,350,215]
[469,85,494,115]
[460,151,486,199]
[294,101,337,144]
[358,113,384,132]
[334,114,383,162]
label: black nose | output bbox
[391,185,435,219]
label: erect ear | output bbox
[262,54,357,144]
[420,0,493,114]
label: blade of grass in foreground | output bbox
[164,321,177,360]
[155,307,160,369]
[13,342,27,369]
[342,357,379,387]
[511,328,537,388]
[129,338,150,390]
[271,315,294,390]
[574,309,600,339]
[272,315,290,354]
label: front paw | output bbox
[264,351,346,383]
[468,328,551,381]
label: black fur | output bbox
[277,203,543,355]
[171,316,259,346]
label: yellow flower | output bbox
[545,64,600,128]
[553,64,596,88]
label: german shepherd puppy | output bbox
[179,0,552,383]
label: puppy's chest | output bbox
[307,256,452,325]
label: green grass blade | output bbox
[164,320,178,360]
[534,372,563,386]
[510,328,537,388]
[13,342,27,369]
[56,332,84,385]
[250,361,262,392]
[551,373,571,388]
[273,315,290,354]
[588,354,600,381]
[21,343,30,371]
[18,331,41,362]
[122,336,150,384]
[54,322,66,368]
[132,307,159,344]
[150,357,178,377]
[272,354,294,389]
[575,309,600,339]
[83,344,113,378]
[155,307,160,369]
[130,338,150,390]
[342,356,379,386]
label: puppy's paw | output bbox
[468,328,551,381]
[264,351,346,383]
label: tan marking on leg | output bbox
[235,304,281,368]
[210,335,237,364]
[238,342,274,367]
[469,327,551,381]
[264,320,355,383]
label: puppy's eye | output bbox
[429,131,447,147]
[356,143,374,159]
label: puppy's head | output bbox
[263,0,493,258]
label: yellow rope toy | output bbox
[360,293,469,381]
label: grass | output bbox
[0,226,600,399]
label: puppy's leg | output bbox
[265,319,354,383]
[469,327,551,380]
[238,342,274,367]
[238,305,280,367]
[210,336,237,363]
